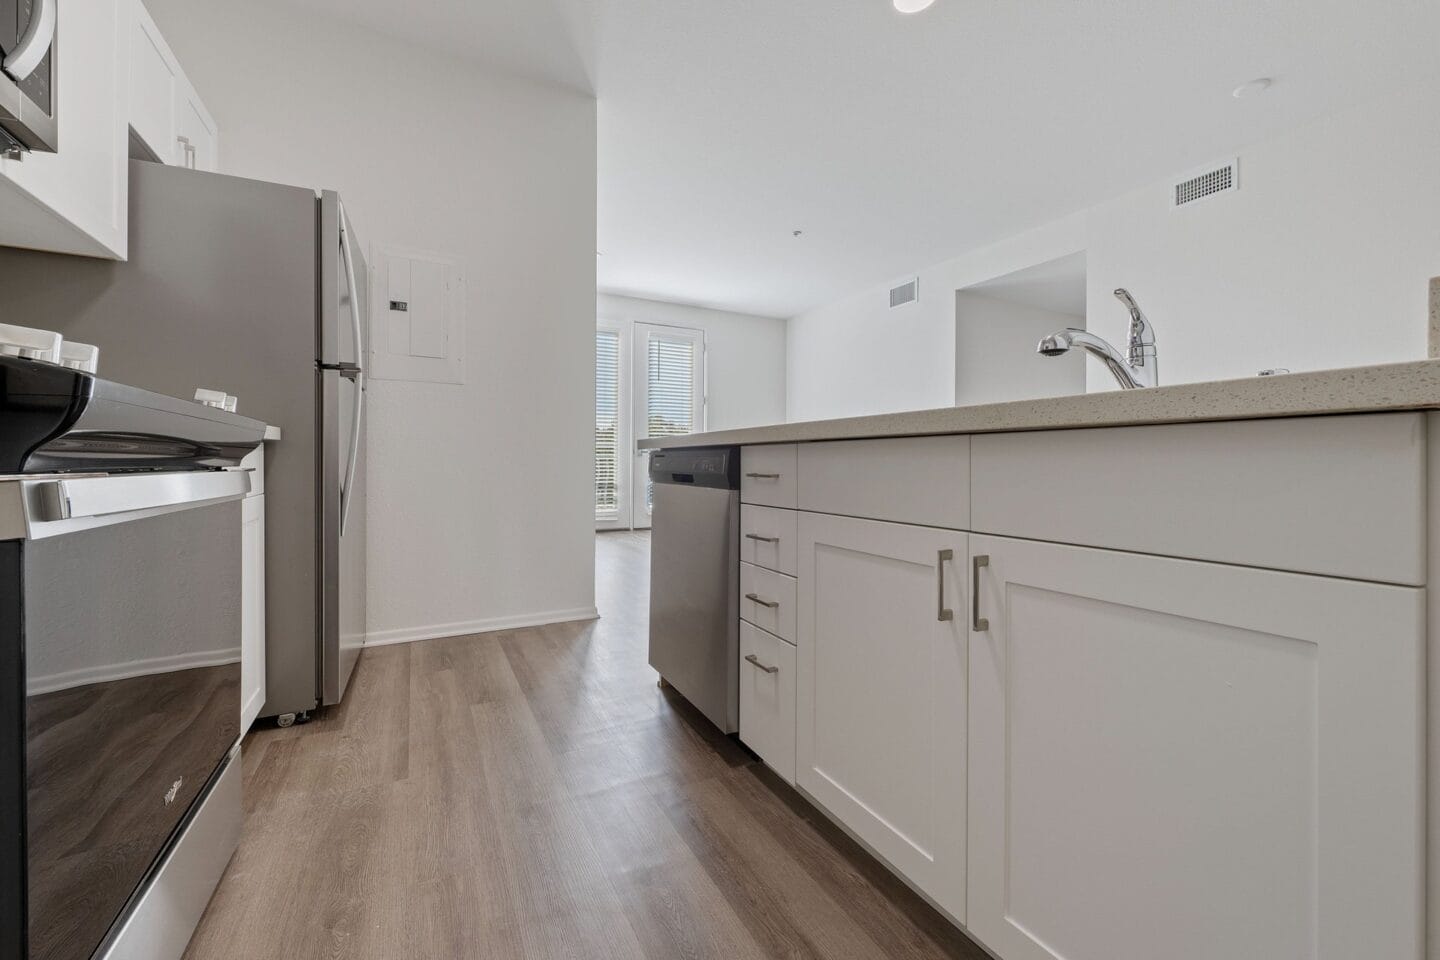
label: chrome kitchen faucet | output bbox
[1036,288,1158,389]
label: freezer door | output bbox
[319,366,367,705]
[318,191,369,369]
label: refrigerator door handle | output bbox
[339,369,363,537]
[338,201,364,370]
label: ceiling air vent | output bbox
[1173,159,1239,208]
[890,278,919,308]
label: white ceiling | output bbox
[285,0,1440,320]
[965,253,1088,319]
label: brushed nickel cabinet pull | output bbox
[745,592,779,609]
[744,653,779,674]
[745,533,779,543]
[937,549,954,622]
[972,554,990,632]
[745,472,781,479]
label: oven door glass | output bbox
[23,499,241,960]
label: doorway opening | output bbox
[954,252,1088,406]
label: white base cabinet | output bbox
[733,416,1430,960]
[239,493,265,731]
[966,534,1424,960]
[796,512,968,922]
[239,442,268,732]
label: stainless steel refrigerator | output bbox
[0,159,368,723]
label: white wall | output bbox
[954,293,1085,406]
[1084,81,1440,390]
[789,82,1440,419]
[147,0,599,642]
[787,215,1085,421]
[597,294,787,431]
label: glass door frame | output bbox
[630,322,707,530]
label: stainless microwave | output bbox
[0,0,56,154]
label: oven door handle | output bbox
[31,470,252,523]
[3,0,56,82]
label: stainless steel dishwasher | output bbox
[647,446,741,734]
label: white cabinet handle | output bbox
[972,554,990,632]
[937,549,954,622]
[744,654,779,674]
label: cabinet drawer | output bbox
[740,621,797,784]
[972,412,1425,585]
[740,562,796,643]
[798,436,970,528]
[740,505,797,575]
[742,445,798,508]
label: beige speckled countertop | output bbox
[638,359,1440,449]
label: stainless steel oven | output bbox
[0,351,265,960]
[0,0,57,154]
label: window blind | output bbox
[645,337,696,439]
[595,330,621,518]
[643,334,697,511]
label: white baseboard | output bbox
[363,606,600,649]
[29,649,240,697]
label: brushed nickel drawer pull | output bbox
[937,549,954,622]
[972,554,990,632]
[745,592,779,609]
[745,533,780,543]
[744,653,779,674]
[745,472,781,479]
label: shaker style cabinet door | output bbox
[796,512,967,922]
[966,535,1424,960]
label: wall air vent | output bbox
[1173,159,1239,208]
[890,278,919,308]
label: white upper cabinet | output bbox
[966,534,1424,960]
[0,0,129,258]
[127,2,174,164]
[0,0,219,259]
[128,0,218,172]
[796,511,968,922]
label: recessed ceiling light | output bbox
[894,0,936,12]
[1232,78,1273,99]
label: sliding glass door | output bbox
[631,323,705,529]
[593,320,705,530]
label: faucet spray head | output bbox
[1036,331,1073,357]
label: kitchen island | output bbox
[640,359,1440,960]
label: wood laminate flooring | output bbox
[183,530,988,960]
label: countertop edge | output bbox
[639,359,1440,449]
